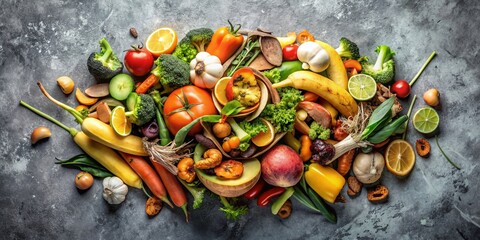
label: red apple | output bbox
[261,144,304,187]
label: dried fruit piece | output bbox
[214,160,244,179]
[367,184,389,204]
[347,176,362,197]
[277,199,292,219]
[130,27,138,38]
[145,196,162,216]
[177,157,196,183]
[416,138,431,157]
[194,148,222,169]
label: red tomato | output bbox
[391,80,411,98]
[124,46,154,76]
[75,172,94,190]
[282,44,299,61]
[163,86,218,136]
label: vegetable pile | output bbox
[21,22,457,223]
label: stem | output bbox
[402,95,417,140]
[435,135,461,170]
[329,135,364,164]
[220,196,231,208]
[409,51,437,87]
[37,82,84,123]
[272,78,294,89]
[19,101,78,136]
[141,184,152,198]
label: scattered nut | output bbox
[57,76,74,94]
[347,176,363,198]
[145,196,162,216]
[130,27,138,38]
[277,199,292,219]
[367,184,389,204]
[335,194,347,203]
[416,138,431,157]
[31,126,52,144]
[177,157,196,183]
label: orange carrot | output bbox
[299,135,312,162]
[118,152,173,208]
[343,59,362,72]
[151,161,189,222]
[336,149,355,176]
[304,92,319,102]
[135,74,159,94]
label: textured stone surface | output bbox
[1,0,479,239]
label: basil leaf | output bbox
[78,166,113,178]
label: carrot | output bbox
[336,149,355,176]
[135,74,159,94]
[118,152,173,208]
[343,59,362,72]
[303,92,319,102]
[151,161,189,222]
[299,135,312,162]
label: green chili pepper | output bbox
[278,60,303,80]
[367,115,408,144]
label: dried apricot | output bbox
[145,197,162,216]
[177,157,196,183]
[416,138,431,157]
[214,160,244,179]
[367,184,389,204]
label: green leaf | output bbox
[78,166,113,178]
[221,100,245,116]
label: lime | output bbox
[385,139,416,177]
[110,106,132,136]
[413,107,439,134]
[348,74,377,101]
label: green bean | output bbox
[367,115,408,144]
[155,108,171,146]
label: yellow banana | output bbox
[316,40,349,90]
[276,32,297,49]
[273,71,358,117]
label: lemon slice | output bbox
[413,107,439,134]
[110,106,132,136]
[145,27,178,57]
[348,74,377,101]
[385,139,416,177]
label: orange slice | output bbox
[251,119,275,147]
[145,27,178,57]
[110,106,132,136]
[385,139,416,177]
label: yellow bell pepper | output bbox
[305,163,345,203]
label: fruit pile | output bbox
[22,23,451,222]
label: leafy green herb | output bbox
[361,97,395,140]
[435,135,461,170]
[219,196,248,220]
[55,154,112,178]
[221,100,245,116]
[226,38,261,77]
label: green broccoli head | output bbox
[361,45,396,84]
[87,37,123,81]
[151,54,191,94]
[335,37,360,60]
[172,37,198,64]
[125,94,156,126]
[308,121,331,140]
[186,28,214,52]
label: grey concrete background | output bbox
[1,0,479,239]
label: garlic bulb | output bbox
[102,176,128,204]
[353,152,385,184]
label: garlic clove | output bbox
[31,126,52,144]
[56,76,75,95]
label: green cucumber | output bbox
[109,73,134,101]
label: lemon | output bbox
[110,106,132,136]
[145,27,178,57]
[385,139,416,177]
[348,74,377,101]
[413,107,439,134]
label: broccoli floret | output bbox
[261,87,303,133]
[151,54,191,94]
[227,118,251,151]
[361,45,396,84]
[125,94,156,126]
[172,37,198,64]
[335,37,360,60]
[308,121,331,140]
[179,180,205,210]
[186,28,214,52]
[87,38,123,81]
[239,118,267,137]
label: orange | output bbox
[251,119,275,147]
[385,139,416,177]
[145,27,178,57]
[110,106,132,136]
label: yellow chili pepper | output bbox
[304,163,345,203]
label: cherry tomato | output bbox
[124,46,154,76]
[391,80,411,98]
[282,44,299,61]
[75,171,94,190]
